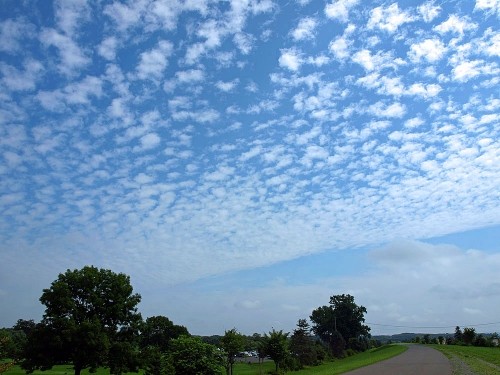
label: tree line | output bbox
[407,326,499,347]
[0,266,377,375]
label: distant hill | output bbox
[372,332,497,343]
[373,332,453,343]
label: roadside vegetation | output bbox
[2,345,406,375]
[401,326,500,375]
[432,345,500,375]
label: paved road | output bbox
[344,344,452,375]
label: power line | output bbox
[367,321,500,329]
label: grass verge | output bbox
[432,345,500,375]
[235,344,407,374]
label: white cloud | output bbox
[215,79,239,92]
[352,49,401,71]
[279,48,303,71]
[307,55,330,66]
[418,1,441,22]
[368,102,406,118]
[325,0,359,23]
[0,18,35,53]
[35,76,103,111]
[138,133,161,151]
[136,40,173,80]
[404,117,425,129]
[329,36,351,60]
[407,83,442,98]
[234,33,254,54]
[292,17,317,41]
[54,0,90,36]
[475,0,500,16]
[103,0,148,32]
[408,38,446,63]
[40,28,90,75]
[175,69,205,83]
[434,15,478,35]
[1,59,44,91]
[98,36,118,61]
[367,3,414,33]
[451,59,492,82]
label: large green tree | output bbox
[21,266,142,375]
[310,294,370,356]
[220,328,244,375]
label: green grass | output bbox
[432,345,500,375]
[3,345,406,375]
[3,365,143,375]
[234,344,407,374]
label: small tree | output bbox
[168,336,223,375]
[220,328,244,375]
[454,326,463,343]
[290,319,317,368]
[264,329,289,374]
[462,327,476,346]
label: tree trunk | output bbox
[74,365,82,375]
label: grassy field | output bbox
[3,365,143,375]
[234,344,407,375]
[432,345,500,375]
[4,345,406,375]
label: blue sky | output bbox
[0,0,499,336]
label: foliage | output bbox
[9,320,36,360]
[454,326,463,342]
[141,346,172,375]
[220,329,244,375]
[0,333,15,374]
[462,327,476,346]
[290,319,325,369]
[310,294,369,357]
[263,329,289,374]
[168,336,223,375]
[434,344,500,375]
[140,316,188,353]
[21,266,142,375]
[139,316,187,375]
[231,344,406,375]
[289,319,319,368]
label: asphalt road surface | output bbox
[344,344,452,375]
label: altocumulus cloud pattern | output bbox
[0,1,499,290]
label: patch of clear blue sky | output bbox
[188,224,500,293]
[425,224,500,252]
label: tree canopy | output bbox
[22,266,142,375]
[168,336,223,375]
[220,328,244,375]
[263,329,289,373]
[310,294,370,356]
[140,316,189,352]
